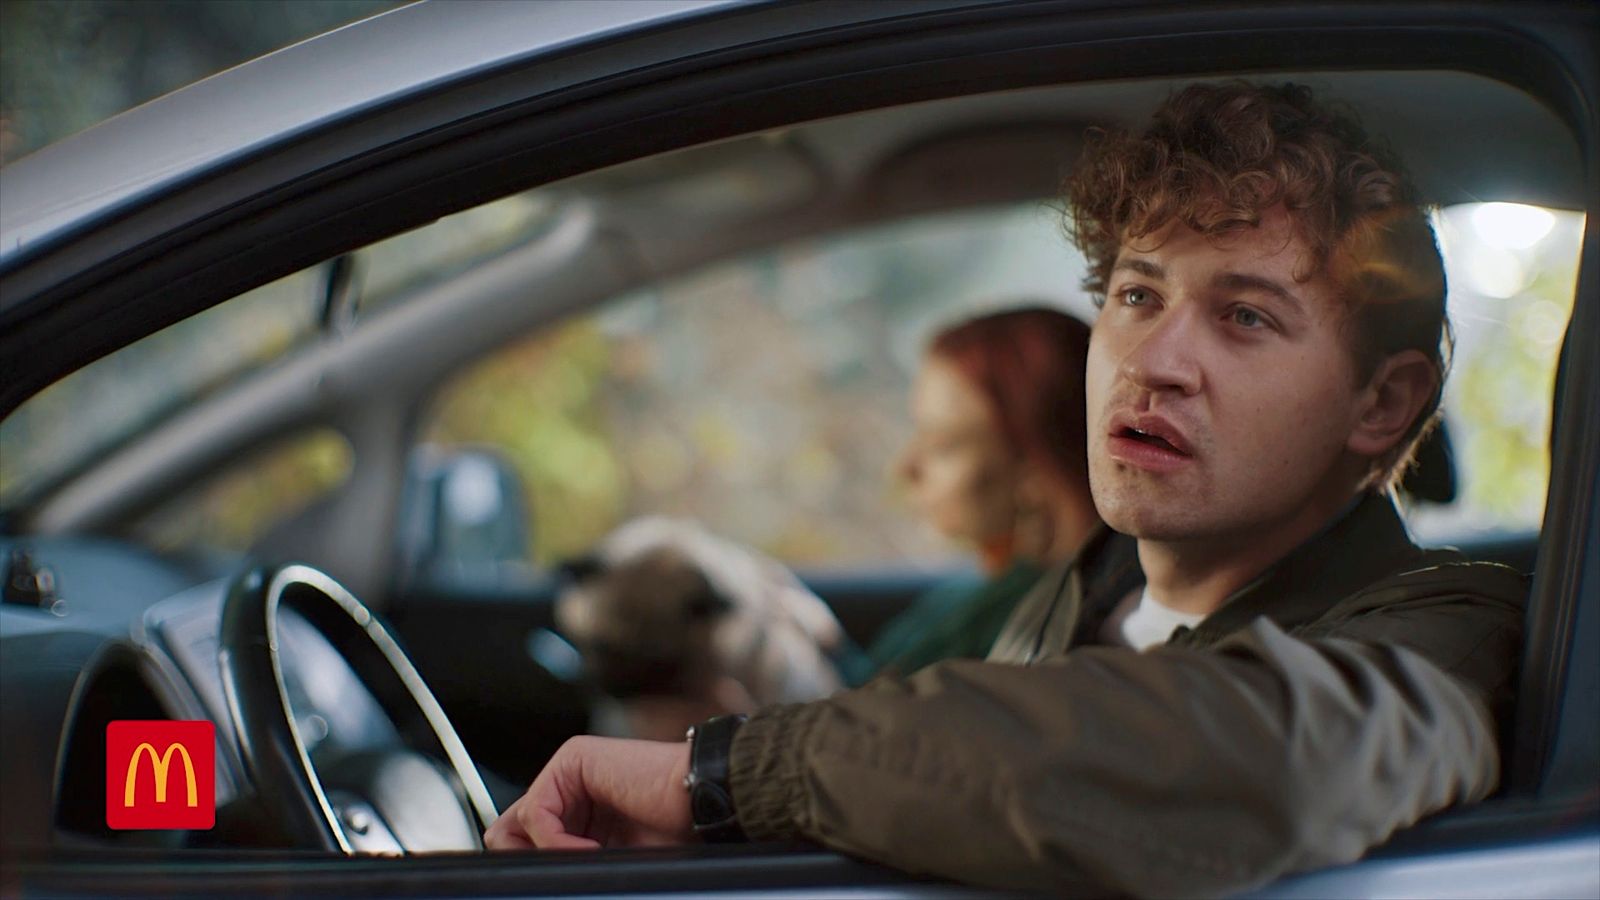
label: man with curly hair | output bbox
[485,82,1525,897]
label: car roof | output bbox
[0,0,732,267]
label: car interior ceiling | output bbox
[3,62,1588,860]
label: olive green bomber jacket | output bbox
[727,493,1527,897]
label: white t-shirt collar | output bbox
[1101,585,1208,651]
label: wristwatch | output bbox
[683,714,749,843]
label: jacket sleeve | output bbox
[728,619,1502,898]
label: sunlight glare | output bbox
[1471,202,1556,251]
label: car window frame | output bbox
[1,0,1595,893]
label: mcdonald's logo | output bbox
[106,720,215,830]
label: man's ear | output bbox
[1347,349,1439,458]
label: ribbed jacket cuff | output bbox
[728,702,819,841]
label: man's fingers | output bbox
[485,736,693,852]
[484,799,539,850]
[483,823,535,850]
[522,796,601,850]
[484,802,601,851]
[534,831,603,851]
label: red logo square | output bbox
[106,720,215,830]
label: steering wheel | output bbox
[219,563,499,853]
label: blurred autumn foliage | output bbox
[1412,206,1585,539]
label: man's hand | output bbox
[483,735,694,850]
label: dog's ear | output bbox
[557,553,606,583]
[686,585,735,620]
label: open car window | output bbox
[5,188,1577,585]
[408,198,1581,586]
[2,73,1584,574]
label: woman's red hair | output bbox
[928,306,1092,496]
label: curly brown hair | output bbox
[1063,81,1450,490]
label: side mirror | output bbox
[397,446,534,589]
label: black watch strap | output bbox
[684,714,748,843]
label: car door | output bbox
[3,1,1595,897]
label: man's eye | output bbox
[1230,306,1265,328]
[1122,288,1152,307]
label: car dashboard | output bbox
[0,534,402,854]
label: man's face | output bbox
[1085,207,1369,543]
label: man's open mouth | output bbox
[1117,426,1188,456]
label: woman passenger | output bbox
[862,306,1099,678]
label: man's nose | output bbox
[1118,306,1203,396]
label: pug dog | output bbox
[555,517,846,742]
